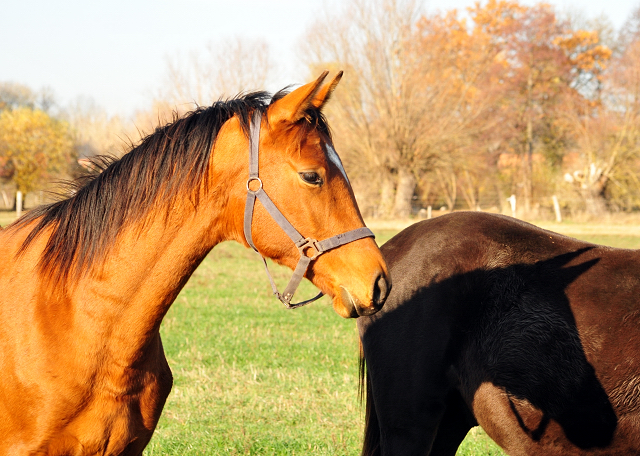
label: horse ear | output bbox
[311,71,343,110]
[267,71,329,124]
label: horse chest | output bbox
[0,347,172,456]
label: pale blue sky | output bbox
[2,0,637,118]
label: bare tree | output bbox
[562,10,640,214]
[302,0,424,218]
[63,96,129,159]
[160,37,273,111]
[0,82,56,113]
[0,82,36,111]
[302,0,500,218]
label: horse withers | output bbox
[0,72,390,455]
[359,211,640,455]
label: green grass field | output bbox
[0,212,16,227]
[2,210,640,454]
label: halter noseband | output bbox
[243,112,375,309]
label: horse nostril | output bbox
[372,273,390,308]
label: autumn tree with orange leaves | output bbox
[303,0,505,218]
[467,0,611,215]
[560,6,640,214]
[0,107,73,201]
[304,0,624,218]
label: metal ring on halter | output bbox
[246,177,263,193]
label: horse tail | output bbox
[360,340,381,456]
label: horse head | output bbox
[216,72,390,317]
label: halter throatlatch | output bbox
[243,112,375,309]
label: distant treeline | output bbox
[2,0,639,220]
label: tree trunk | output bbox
[392,167,416,219]
[378,171,395,219]
[582,187,607,215]
[581,174,609,215]
[435,168,457,212]
[1,190,9,209]
[460,169,479,210]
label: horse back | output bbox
[360,212,640,455]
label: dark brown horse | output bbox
[0,72,390,455]
[359,211,640,455]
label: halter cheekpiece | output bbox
[243,112,375,309]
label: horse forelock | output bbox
[13,91,282,285]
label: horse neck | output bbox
[63,162,245,367]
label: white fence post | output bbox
[552,195,562,223]
[507,195,516,218]
[16,191,23,219]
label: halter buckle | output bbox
[246,177,263,193]
[297,237,323,260]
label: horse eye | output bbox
[299,172,323,186]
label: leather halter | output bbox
[243,112,375,309]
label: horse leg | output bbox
[377,392,448,456]
[359,275,457,455]
[371,362,453,455]
[427,390,477,456]
[378,387,477,455]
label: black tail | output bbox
[360,341,381,456]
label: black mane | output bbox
[14,91,278,283]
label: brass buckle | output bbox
[297,238,323,260]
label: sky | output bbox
[2,0,638,118]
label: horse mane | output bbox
[13,88,331,285]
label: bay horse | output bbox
[0,71,390,455]
[358,211,640,455]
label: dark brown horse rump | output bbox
[359,212,640,455]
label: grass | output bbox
[2,211,640,454]
[0,211,17,227]
[146,241,365,455]
[145,221,640,455]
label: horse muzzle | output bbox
[338,271,391,318]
